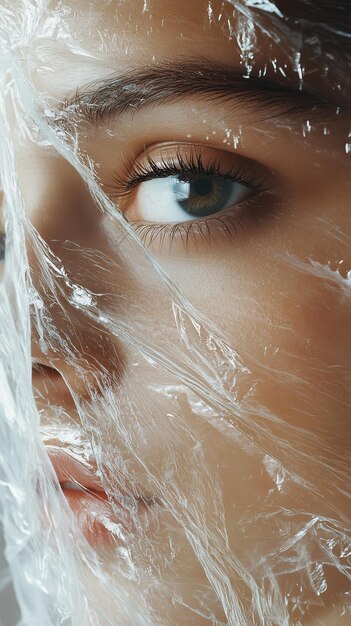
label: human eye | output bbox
[107,144,274,250]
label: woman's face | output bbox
[3,0,351,624]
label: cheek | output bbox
[158,244,351,456]
[17,153,98,247]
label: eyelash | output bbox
[108,148,267,249]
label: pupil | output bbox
[193,177,212,196]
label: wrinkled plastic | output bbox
[0,1,350,625]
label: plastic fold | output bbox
[0,1,350,625]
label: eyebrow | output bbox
[59,58,327,126]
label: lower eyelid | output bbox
[130,189,274,252]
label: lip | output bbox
[35,363,160,548]
[46,445,159,549]
[47,446,108,493]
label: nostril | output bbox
[32,363,64,386]
[31,356,110,406]
[32,363,62,376]
[32,362,75,406]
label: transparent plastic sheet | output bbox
[0,0,350,624]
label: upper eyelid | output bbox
[123,159,261,189]
[108,144,271,199]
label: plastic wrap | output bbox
[0,1,350,624]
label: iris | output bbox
[174,175,239,218]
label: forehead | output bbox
[25,1,276,93]
[18,0,349,104]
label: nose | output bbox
[30,312,126,405]
[18,147,127,399]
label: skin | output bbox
[2,0,350,624]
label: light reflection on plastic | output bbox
[0,1,350,625]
